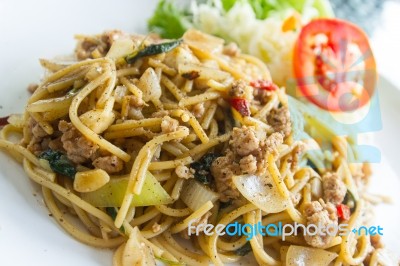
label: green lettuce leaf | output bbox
[147,0,193,38]
[148,0,334,39]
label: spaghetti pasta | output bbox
[0,28,390,266]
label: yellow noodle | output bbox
[0,30,384,266]
[155,205,191,217]
[179,91,220,107]
[170,201,213,233]
[201,102,218,130]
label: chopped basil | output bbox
[306,159,319,173]
[125,39,182,63]
[219,200,232,209]
[343,189,357,212]
[39,149,76,178]
[106,207,125,233]
[190,153,219,185]
[235,242,252,256]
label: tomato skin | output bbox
[337,204,351,221]
[230,98,250,116]
[293,18,377,112]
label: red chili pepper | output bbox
[230,98,250,116]
[250,80,279,91]
[0,116,9,127]
[337,204,351,221]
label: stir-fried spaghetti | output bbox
[0,29,391,265]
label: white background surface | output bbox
[0,0,399,265]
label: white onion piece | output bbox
[79,97,115,134]
[136,68,161,102]
[183,29,224,54]
[73,169,110,193]
[106,38,134,60]
[286,245,338,266]
[7,114,24,128]
[232,174,290,213]
[178,63,230,81]
[181,179,219,211]
[122,227,156,266]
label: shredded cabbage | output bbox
[148,0,333,85]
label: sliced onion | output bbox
[286,245,338,266]
[106,38,134,60]
[178,63,230,81]
[7,114,24,128]
[136,68,161,102]
[181,179,219,211]
[183,29,224,54]
[73,169,110,193]
[122,227,156,266]
[79,97,115,134]
[232,174,290,213]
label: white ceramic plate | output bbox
[0,1,399,265]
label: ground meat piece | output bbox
[75,30,126,60]
[322,172,347,205]
[370,234,384,249]
[303,200,338,248]
[26,118,49,155]
[48,137,64,151]
[239,154,257,174]
[229,80,253,101]
[223,42,240,57]
[267,107,291,137]
[59,120,99,164]
[101,30,126,46]
[290,143,305,171]
[32,122,48,138]
[40,138,51,151]
[92,155,124,174]
[230,80,246,98]
[192,102,205,119]
[211,150,241,202]
[27,83,38,93]
[128,95,145,108]
[230,126,260,157]
[175,164,194,179]
[161,116,179,134]
[152,223,161,233]
[265,132,284,155]
[252,86,271,105]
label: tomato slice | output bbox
[293,18,377,112]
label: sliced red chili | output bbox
[250,80,279,91]
[337,204,351,221]
[0,116,9,127]
[230,98,250,116]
